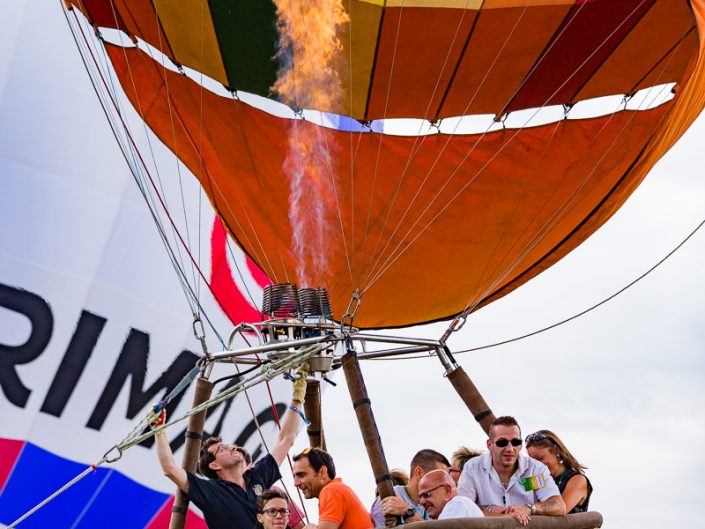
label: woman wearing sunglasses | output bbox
[525,431,592,514]
[257,489,295,529]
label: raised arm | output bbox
[153,419,189,493]
[270,364,309,465]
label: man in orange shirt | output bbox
[293,448,372,529]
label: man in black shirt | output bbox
[154,368,308,529]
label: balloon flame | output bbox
[272,0,349,288]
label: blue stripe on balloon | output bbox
[0,442,167,529]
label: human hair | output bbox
[375,468,409,497]
[451,446,482,471]
[525,430,587,474]
[292,447,336,479]
[391,468,409,486]
[489,416,520,439]
[409,449,451,475]
[198,437,251,479]
[257,489,289,513]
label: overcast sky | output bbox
[2,3,704,529]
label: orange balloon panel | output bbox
[106,44,692,328]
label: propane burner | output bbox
[262,283,301,320]
[298,287,334,321]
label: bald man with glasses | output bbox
[457,416,566,526]
[417,470,483,520]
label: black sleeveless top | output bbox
[554,468,593,513]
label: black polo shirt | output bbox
[186,453,281,529]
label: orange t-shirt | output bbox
[319,478,373,529]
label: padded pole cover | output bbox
[446,367,495,436]
[341,351,397,526]
[169,376,215,529]
[304,379,326,450]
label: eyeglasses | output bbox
[263,508,290,518]
[215,443,237,454]
[418,484,447,499]
[525,432,553,446]
[494,438,522,448]
[448,467,461,474]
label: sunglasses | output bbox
[525,432,553,446]
[494,438,522,448]
[262,508,290,518]
[418,484,447,499]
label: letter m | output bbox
[87,328,198,430]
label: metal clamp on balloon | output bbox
[192,317,210,358]
[440,312,468,345]
[340,291,361,333]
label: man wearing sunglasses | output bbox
[457,416,566,526]
[151,365,309,529]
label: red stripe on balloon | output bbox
[210,218,268,324]
[0,437,25,495]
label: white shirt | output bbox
[457,452,559,507]
[438,495,484,519]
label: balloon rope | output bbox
[366,213,705,360]
[359,0,594,291]
[5,464,103,529]
[443,30,690,336]
[4,340,325,527]
[101,0,199,313]
[64,4,226,344]
[358,0,532,289]
[149,5,201,311]
[360,0,655,295]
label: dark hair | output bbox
[489,416,520,439]
[257,489,289,513]
[409,449,451,475]
[198,437,251,479]
[292,447,336,479]
[451,446,482,471]
[525,429,587,474]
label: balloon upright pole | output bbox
[169,376,214,529]
[341,346,399,527]
[303,379,326,450]
[436,346,495,436]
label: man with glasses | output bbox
[152,365,309,529]
[292,447,372,529]
[457,416,566,526]
[372,449,450,527]
[417,469,483,520]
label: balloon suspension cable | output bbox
[5,462,103,529]
[9,341,328,527]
